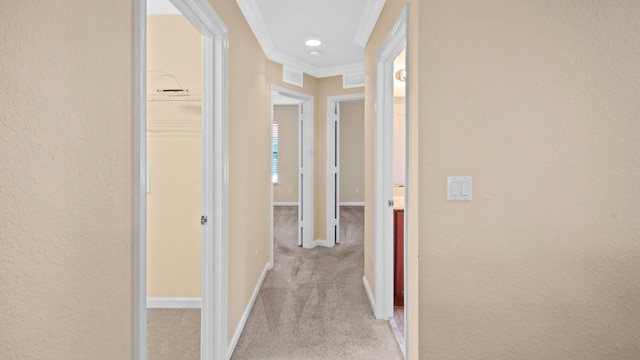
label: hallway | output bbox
[231,206,402,359]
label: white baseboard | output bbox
[227,262,271,360]
[340,202,365,206]
[273,202,298,206]
[306,239,335,249]
[363,276,375,313]
[389,316,406,356]
[146,297,201,309]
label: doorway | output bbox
[390,48,407,351]
[373,5,409,359]
[269,86,313,262]
[134,0,228,359]
[326,93,365,245]
[272,92,302,254]
[145,9,203,359]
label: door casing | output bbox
[373,5,409,359]
[134,1,229,359]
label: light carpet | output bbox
[231,206,402,360]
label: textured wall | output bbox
[339,100,365,203]
[273,105,299,203]
[0,1,133,359]
[418,0,640,358]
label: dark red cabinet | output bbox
[394,209,404,307]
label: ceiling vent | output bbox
[343,72,365,89]
[283,66,304,88]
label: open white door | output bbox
[297,102,305,246]
[330,102,340,244]
[326,93,364,246]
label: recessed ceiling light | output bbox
[305,39,322,47]
[309,51,321,56]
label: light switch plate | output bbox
[447,176,472,200]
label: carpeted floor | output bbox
[148,308,200,360]
[230,206,403,360]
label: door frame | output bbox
[326,93,364,245]
[373,4,408,358]
[270,85,314,262]
[134,1,229,359]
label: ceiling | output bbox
[148,0,386,79]
[236,0,385,78]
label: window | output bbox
[272,123,278,183]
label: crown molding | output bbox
[147,0,181,15]
[354,0,386,48]
[236,0,367,79]
[236,0,278,60]
[272,50,364,78]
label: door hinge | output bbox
[201,215,208,225]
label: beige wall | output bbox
[273,105,299,203]
[417,1,640,359]
[339,100,365,203]
[146,15,202,298]
[0,2,134,359]
[365,0,419,359]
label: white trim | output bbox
[374,6,409,360]
[340,202,365,206]
[306,239,335,249]
[270,93,275,268]
[134,1,147,358]
[235,0,365,78]
[354,0,387,48]
[227,263,271,360]
[282,65,304,87]
[343,72,365,89]
[374,5,407,322]
[326,93,364,247]
[135,1,228,360]
[273,202,299,206]
[389,317,406,356]
[271,85,314,250]
[363,276,375,311]
[147,297,202,309]
[147,0,180,15]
